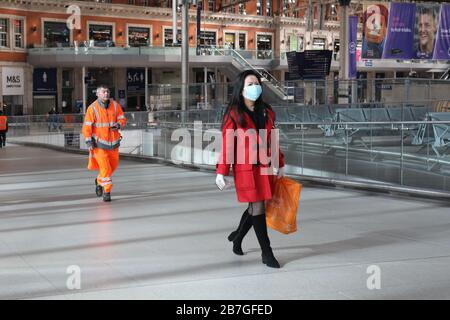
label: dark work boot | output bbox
[228,209,252,255]
[103,192,111,202]
[252,214,280,268]
[95,178,103,197]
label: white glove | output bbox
[277,167,285,178]
[216,174,229,190]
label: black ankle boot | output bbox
[228,209,252,255]
[95,178,103,197]
[103,192,111,202]
[252,214,280,268]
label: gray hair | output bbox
[96,85,110,94]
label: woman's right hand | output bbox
[216,174,229,191]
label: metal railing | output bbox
[28,44,274,60]
[141,78,450,110]
[6,99,450,197]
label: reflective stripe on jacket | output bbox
[0,116,7,131]
[82,100,127,150]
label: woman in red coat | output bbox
[216,70,285,268]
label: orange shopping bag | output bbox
[265,176,302,234]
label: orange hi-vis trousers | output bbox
[92,148,119,193]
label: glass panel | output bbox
[14,19,23,48]
[164,28,182,47]
[44,21,70,47]
[224,33,235,49]
[0,18,9,47]
[128,26,150,47]
[238,33,245,50]
[89,24,113,46]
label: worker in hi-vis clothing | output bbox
[0,110,8,148]
[82,85,127,202]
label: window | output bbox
[0,18,9,48]
[164,28,182,47]
[266,0,272,16]
[199,31,216,46]
[238,33,246,50]
[238,3,246,15]
[224,32,235,49]
[257,34,272,59]
[14,19,24,48]
[208,0,215,12]
[312,38,326,50]
[89,24,113,46]
[288,34,303,52]
[44,21,70,47]
[128,26,150,47]
[256,0,262,15]
[282,0,288,17]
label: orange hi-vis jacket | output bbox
[82,99,126,150]
[0,115,7,131]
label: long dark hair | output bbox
[222,69,270,129]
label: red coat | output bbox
[216,107,285,203]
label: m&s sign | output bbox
[2,67,24,95]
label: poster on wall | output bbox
[433,4,450,60]
[414,3,441,59]
[362,2,389,59]
[127,68,145,92]
[382,2,416,59]
[33,68,57,94]
[2,67,24,96]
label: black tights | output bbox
[247,201,265,216]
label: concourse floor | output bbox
[1,144,450,300]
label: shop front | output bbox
[127,68,150,111]
[32,68,57,115]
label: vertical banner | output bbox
[433,4,450,60]
[196,5,201,53]
[362,2,389,59]
[414,3,440,59]
[382,2,416,59]
[349,16,358,79]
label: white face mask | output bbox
[243,85,262,101]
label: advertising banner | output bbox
[433,4,450,60]
[349,16,358,79]
[382,2,416,59]
[414,3,441,59]
[362,2,389,59]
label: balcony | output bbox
[275,51,450,73]
[27,45,274,68]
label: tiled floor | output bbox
[1,145,450,299]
